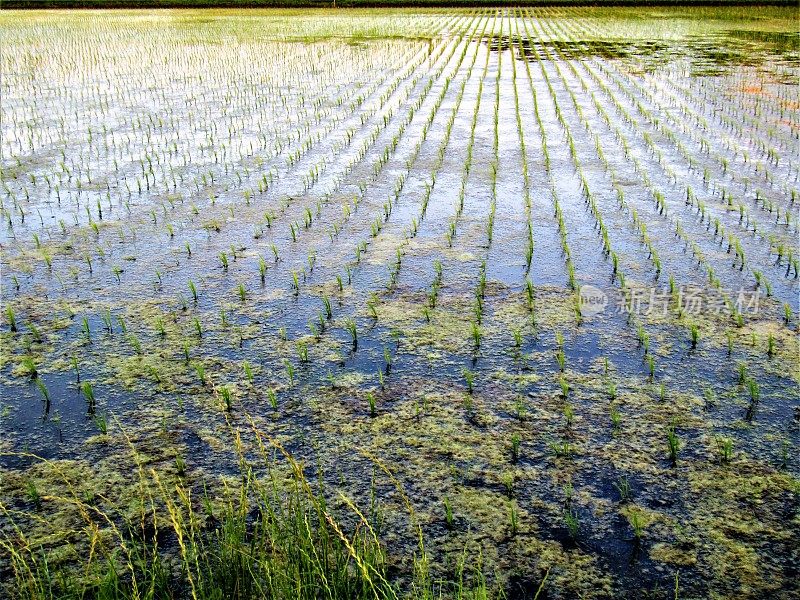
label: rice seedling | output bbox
[716,437,734,464]
[19,355,38,378]
[562,479,574,507]
[511,433,521,462]
[81,317,91,342]
[240,360,254,384]
[614,476,632,502]
[525,278,535,316]
[444,496,455,530]
[555,349,566,372]
[4,305,17,332]
[628,510,646,542]
[81,381,95,413]
[193,362,207,386]
[128,334,143,355]
[193,317,203,338]
[549,439,573,458]
[667,424,680,465]
[512,328,523,353]
[564,509,579,540]
[367,295,379,320]
[737,363,748,385]
[559,377,569,399]
[471,321,482,350]
[343,318,357,349]
[25,480,41,509]
[610,406,622,433]
[747,379,760,403]
[284,359,295,386]
[367,391,377,417]
[35,379,50,412]
[267,388,278,411]
[563,403,574,429]
[258,256,268,284]
[463,368,475,394]
[100,309,114,333]
[297,341,309,363]
[69,355,80,382]
[383,346,392,373]
[94,412,108,435]
[636,325,649,354]
[219,385,233,411]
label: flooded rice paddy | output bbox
[1,6,798,599]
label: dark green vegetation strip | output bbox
[1,6,798,600]
[3,0,797,8]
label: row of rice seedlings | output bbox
[276,28,468,252]
[1,15,462,300]
[380,12,491,371]
[468,12,502,354]
[280,17,483,307]
[216,26,468,298]
[529,13,700,397]
[527,25,646,301]
[507,13,535,278]
[551,36,762,331]
[167,19,476,380]
[519,17,584,327]
[250,17,489,403]
[1,34,418,236]
[383,17,491,383]
[338,15,490,393]
[518,23,586,330]
[613,48,797,229]
[314,18,489,406]
[575,35,795,295]
[515,18,556,332]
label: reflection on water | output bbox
[483,30,800,73]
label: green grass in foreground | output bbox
[1,418,541,600]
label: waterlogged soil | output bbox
[1,7,799,599]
